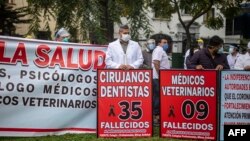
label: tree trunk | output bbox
[0,3,5,35]
[184,26,192,55]
[100,0,114,44]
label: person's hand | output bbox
[244,65,250,71]
[125,65,134,70]
[215,65,223,71]
[119,64,127,70]
[195,65,204,70]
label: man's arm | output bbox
[244,66,250,70]
[153,60,160,76]
[187,52,203,69]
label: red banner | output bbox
[160,70,217,140]
[97,69,153,138]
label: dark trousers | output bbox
[153,79,159,115]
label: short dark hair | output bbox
[119,24,129,32]
[208,35,223,48]
[230,43,240,51]
[155,34,168,46]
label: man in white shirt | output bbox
[227,44,240,69]
[152,35,170,124]
[234,42,250,70]
[105,25,143,69]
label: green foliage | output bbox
[179,0,209,16]
[24,0,250,44]
[148,0,175,20]
[205,15,224,30]
[117,0,153,40]
[26,0,153,44]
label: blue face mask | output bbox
[163,43,169,52]
[217,47,223,54]
[62,37,69,42]
[147,43,156,51]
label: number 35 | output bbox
[119,101,142,120]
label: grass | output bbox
[0,127,192,141]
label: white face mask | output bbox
[121,34,131,42]
[198,43,204,49]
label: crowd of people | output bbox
[104,24,250,125]
[37,25,248,125]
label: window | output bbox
[226,19,233,35]
[225,17,241,36]
[181,6,191,15]
[234,16,242,35]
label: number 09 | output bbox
[182,100,209,120]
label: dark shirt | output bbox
[141,50,152,68]
[187,48,230,69]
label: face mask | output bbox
[217,47,223,54]
[198,43,204,49]
[163,43,169,52]
[121,34,131,42]
[147,43,156,51]
[62,37,69,42]
[228,47,234,54]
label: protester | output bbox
[105,24,143,69]
[234,41,250,70]
[187,35,229,70]
[141,39,155,68]
[55,28,70,42]
[184,38,202,69]
[151,35,170,125]
[227,44,240,69]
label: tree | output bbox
[26,0,250,46]
[0,0,31,36]
[26,0,152,44]
[172,0,215,53]
[149,0,250,53]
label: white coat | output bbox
[105,39,144,69]
[227,53,240,69]
[234,52,250,70]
